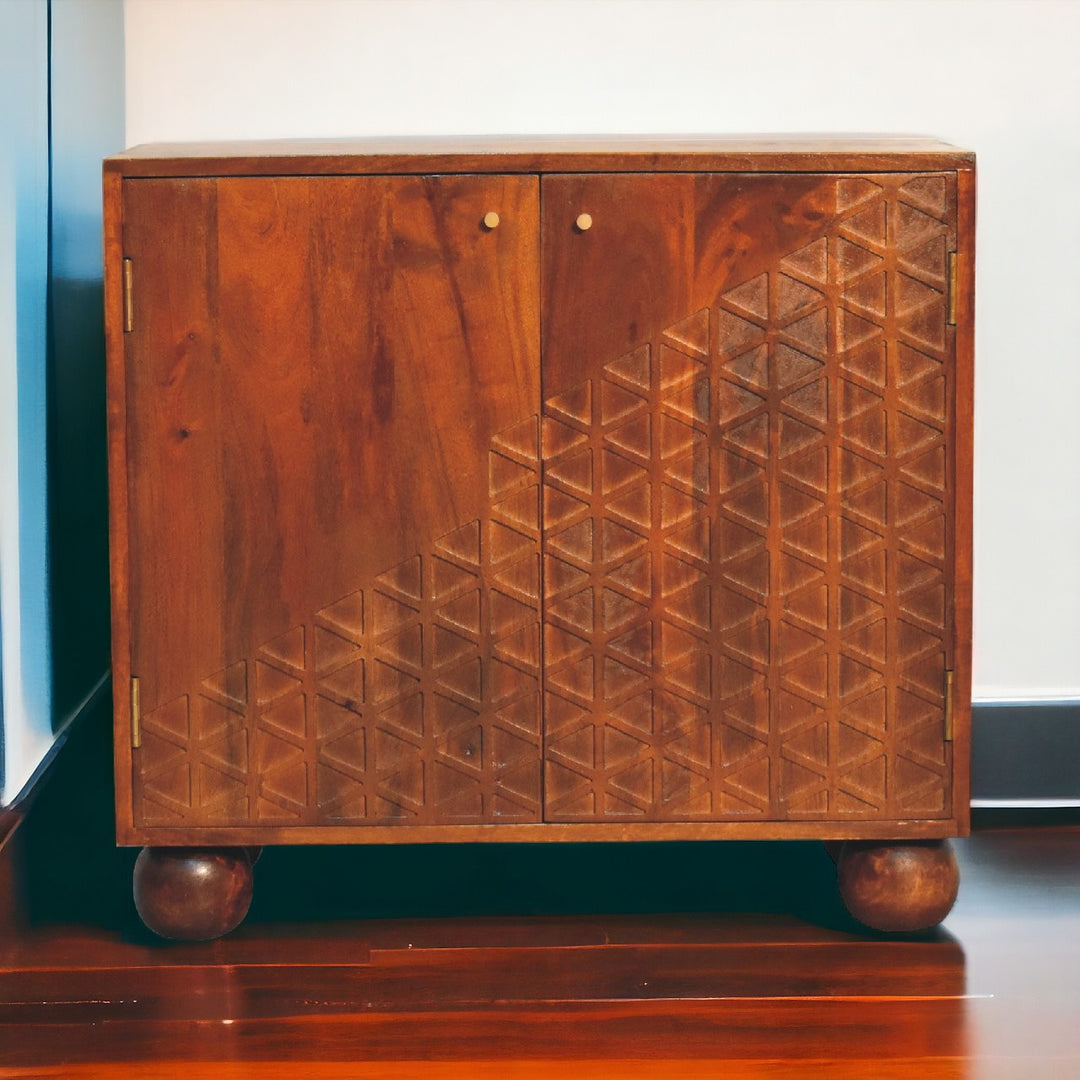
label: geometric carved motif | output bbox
[136,172,953,829]
[542,173,954,821]
[136,417,543,827]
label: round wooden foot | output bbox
[836,839,960,932]
[133,847,254,941]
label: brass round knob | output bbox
[482,211,500,230]
[575,213,593,232]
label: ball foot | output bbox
[836,839,959,932]
[133,847,254,941]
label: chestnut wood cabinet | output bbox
[104,137,974,938]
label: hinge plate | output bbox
[947,252,958,326]
[122,258,134,333]
[943,669,955,741]
[131,676,142,749]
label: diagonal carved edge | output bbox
[541,173,954,824]
[137,418,543,828]
[136,173,955,831]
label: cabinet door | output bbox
[541,173,957,823]
[123,175,542,830]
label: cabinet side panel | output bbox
[124,175,543,833]
[950,166,975,833]
[540,173,957,827]
[106,168,134,840]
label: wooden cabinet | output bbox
[104,137,974,938]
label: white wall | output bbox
[1,0,52,803]
[0,0,123,804]
[123,0,1080,703]
[49,0,124,721]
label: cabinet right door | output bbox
[540,172,957,824]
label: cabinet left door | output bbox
[115,174,542,837]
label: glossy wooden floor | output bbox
[1,704,1078,1078]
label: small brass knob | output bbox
[482,211,500,230]
[575,213,593,232]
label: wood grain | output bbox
[0,1062,980,1080]
[104,165,135,833]
[950,165,976,827]
[105,142,974,851]
[117,817,966,848]
[836,839,960,931]
[104,135,975,179]
[119,175,542,833]
[132,846,253,940]
[541,172,958,825]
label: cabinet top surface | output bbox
[106,134,974,177]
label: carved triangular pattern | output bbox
[134,174,953,831]
[540,173,953,823]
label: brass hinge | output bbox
[122,257,134,333]
[131,676,142,749]
[943,669,955,742]
[946,252,958,326]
